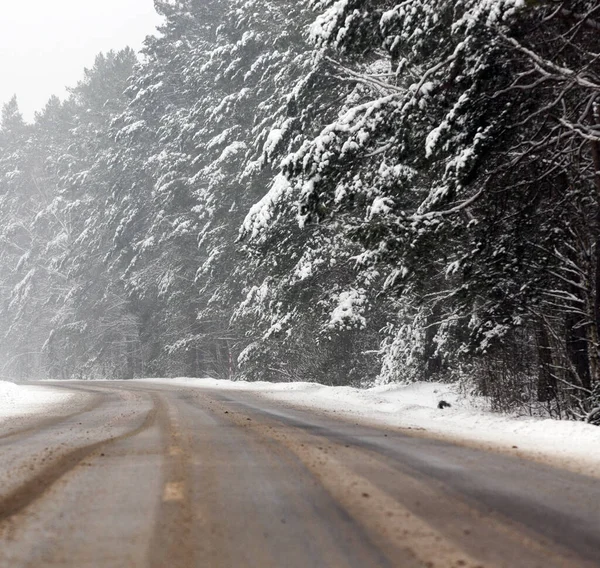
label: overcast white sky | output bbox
[0,0,163,121]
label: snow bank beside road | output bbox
[145,378,600,478]
[0,380,73,424]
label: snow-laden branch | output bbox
[325,57,404,94]
[408,187,484,223]
[502,35,600,91]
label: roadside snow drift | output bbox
[0,380,73,423]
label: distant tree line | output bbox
[0,0,599,422]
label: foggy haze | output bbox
[0,0,162,120]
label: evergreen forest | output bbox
[1,0,600,423]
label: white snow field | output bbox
[0,380,74,424]
[143,378,600,478]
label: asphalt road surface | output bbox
[0,381,599,568]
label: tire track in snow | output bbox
[0,391,159,524]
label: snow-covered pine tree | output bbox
[33,50,141,379]
[240,0,600,414]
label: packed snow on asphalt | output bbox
[2,377,600,478]
[143,378,600,478]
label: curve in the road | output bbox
[0,381,598,568]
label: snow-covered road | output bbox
[144,378,600,478]
[0,380,599,567]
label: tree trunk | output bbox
[591,101,600,390]
[424,304,442,380]
[565,311,592,392]
[536,319,557,402]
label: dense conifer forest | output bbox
[1,0,599,422]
